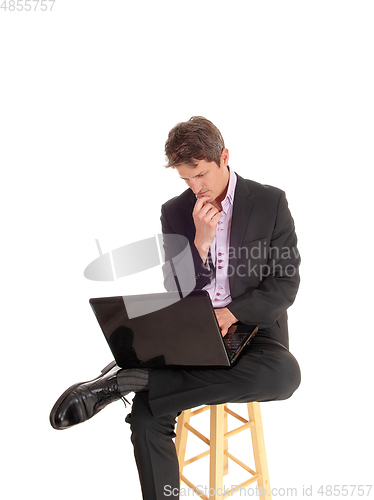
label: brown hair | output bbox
[164,116,225,168]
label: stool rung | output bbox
[225,421,254,439]
[224,406,249,424]
[185,423,210,446]
[180,474,208,500]
[224,450,257,476]
[222,475,262,498]
[191,406,210,417]
[183,449,210,466]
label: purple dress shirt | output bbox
[203,167,237,308]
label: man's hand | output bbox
[193,196,221,264]
[215,308,238,337]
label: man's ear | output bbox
[220,148,229,168]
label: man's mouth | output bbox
[197,190,209,197]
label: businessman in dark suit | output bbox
[50,117,301,500]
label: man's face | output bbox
[175,149,230,207]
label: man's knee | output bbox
[275,351,301,400]
[126,392,177,444]
[126,392,154,435]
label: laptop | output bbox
[89,290,258,368]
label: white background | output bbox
[1,1,373,499]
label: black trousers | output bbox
[125,334,301,500]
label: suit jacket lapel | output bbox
[229,175,253,292]
[230,174,253,249]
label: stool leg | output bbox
[247,402,271,500]
[175,409,192,482]
[223,405,229,476]
[209,404,224,500]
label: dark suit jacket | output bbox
[160,174,300,349]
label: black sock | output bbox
[116,368,150,395]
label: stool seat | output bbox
[175,402,271,500]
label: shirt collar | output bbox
[221,167,237,214]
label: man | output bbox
[50,117,301,500]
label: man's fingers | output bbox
[196,203,215,218]
[215,307,237,337]
[203,212,221,228]
[193,197,222,226]
[195,202,221,220]
[202,207,219,220]
[217,318,228,337]
[193,195,210,213]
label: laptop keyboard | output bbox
[224,332,249,358]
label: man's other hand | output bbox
[214,308,238,337]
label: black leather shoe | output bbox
[50,361,129,430]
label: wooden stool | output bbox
[175,402,271,500]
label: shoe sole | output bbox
[49,360,117,430]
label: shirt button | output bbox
[218,253,224,256]
[214,298,219,302]
[218,266,223,269]
[218,260,223,263]
[216,293,221,296]
[218,286,223,290]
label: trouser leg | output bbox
[148,335,301,417]
[125,391,179,500]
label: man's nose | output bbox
[190,179,202,194]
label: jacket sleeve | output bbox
[160,203,213,292]
[226,191,300,329]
